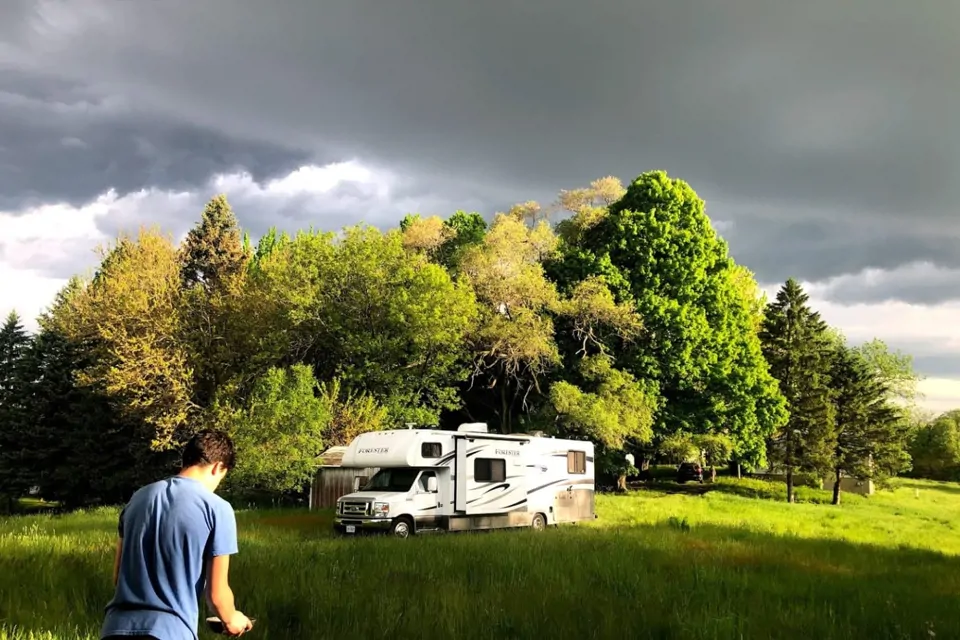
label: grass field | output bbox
[1,477,959,639]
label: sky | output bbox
[1,0,958,415]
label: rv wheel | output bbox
[531,513,546,531]
[390,517,414,538]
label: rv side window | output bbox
[421,442,442,458]
[475,458,506,483]
[567,450,586,474]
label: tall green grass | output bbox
[1,478,958,639]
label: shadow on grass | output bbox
[620,477,837,503]
[2,513,959,640]
[895,478,960,496]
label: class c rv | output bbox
[333,423,595,537]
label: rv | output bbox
[333,423,595,537]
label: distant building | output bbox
[822,473,875,496]
[308,446,379,510]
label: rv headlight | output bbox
[373,502,390,518]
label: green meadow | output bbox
[2,478,958,640]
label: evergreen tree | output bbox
[16,329,145,507]
[179,195,250,408]
[179,194,248,292]
[0,311,30,511]
[828,345,907,504]
[759,278,837,502]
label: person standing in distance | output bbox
[100,430,254,639]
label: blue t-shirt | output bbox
[100,476,238,640]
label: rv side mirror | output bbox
[426,476,438,493]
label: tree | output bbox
[550,170,787,466]
[693,433,735,482]
[434,211,488,272]
[318,378,389,447]
[179,195,251,408]
[47,228,194,453]
[828,346,909,504]
[399,214,454,255]
[547,355,657,478]
[554,176,626,246]
[458,214,562,432]
[210,364,330,494]
[0,311,30,510]
[760,278,837,502]
[14,329,138,507]
[852,338,922,408]
[179,194,248,292]
[249,226,478,425]
[908,410,960,480]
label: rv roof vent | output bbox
[457,422,489,433]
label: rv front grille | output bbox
[340,501,371,516]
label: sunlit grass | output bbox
[1,478,958,639]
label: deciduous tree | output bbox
[47,228,194,452]
[551,170,787,466]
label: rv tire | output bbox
[390,516,414,538]
[531,513,547,531]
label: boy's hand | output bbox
[224,611,253,635]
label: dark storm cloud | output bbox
[0,66,315,210]
[2,0,959,295]
[723,212,960,287]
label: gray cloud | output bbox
[809,263,960,306]
[0,67,315,210]
[1,0,959,297]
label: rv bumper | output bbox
[334,517,392,534]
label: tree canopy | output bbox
[0,170,943,506]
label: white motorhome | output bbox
[333,423,595,537]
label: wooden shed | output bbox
[308,446,379,510]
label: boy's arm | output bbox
[204,501,251,635]
[205,554,238,618]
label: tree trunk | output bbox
[500,383,510,434]
[832,467,842,506]
[786,469,795,503]
[710,465,716,483]
[617,474,627,492]
[736,463,741,480]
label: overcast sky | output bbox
[1,0,958,414]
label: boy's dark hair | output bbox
[182,429,236,470]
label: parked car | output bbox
[676,461,704,484]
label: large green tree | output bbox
[550,170,787,467]
[248,225,478,425]
[46,229,195,453]
[760,278,837,502]
[210,364,330,494]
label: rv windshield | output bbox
[361,468,420,493]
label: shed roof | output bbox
[317,446,349,466]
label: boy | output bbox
[100,430,254,639]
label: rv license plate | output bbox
[346,525,356,534]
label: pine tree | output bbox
[179,195,250,408]
[0,311,31,510]
[829,345,909,504]
[180,194,248,292]
[759,279,837,502]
